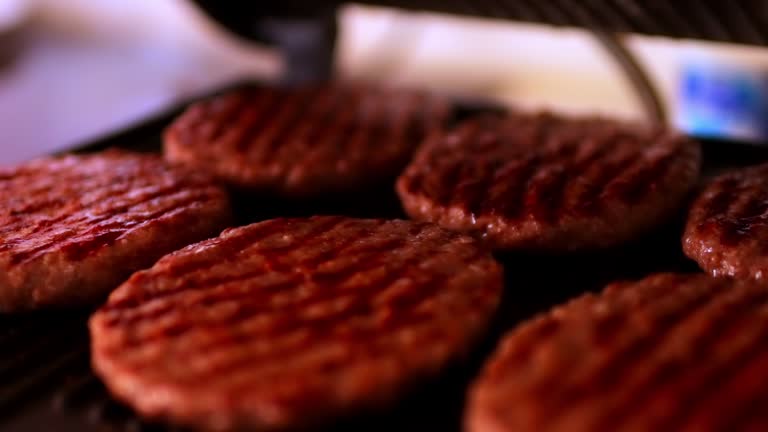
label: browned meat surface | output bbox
[164,84,450,198]
[466,273,768,432]
[0,150,231,311]
[90,216,502,431]
[684,163,768,280]
[397,113,701,251]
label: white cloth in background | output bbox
[0,0,281,164]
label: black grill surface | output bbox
[1,94,767,432]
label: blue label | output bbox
[678,63,768,142]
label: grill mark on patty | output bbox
[2,167,113,204]
[560,131,620,215]
[484,156,539,219]
[445,122,642,217]
[205,92,251,143]
[572,140,639,214]
[542,278,717,416]
[399,114,699,251]
[722,349,768,430]
[277,88,337,174]
[5,179,212,265]
[15,189,210,264]
[103,217,352,313]
[658,295,768,430]
[96,219,480,341]
[593,280,759,429]
[164,85,450,197]
[639,313,768,430]
[302,89,347,148]
[524,164,570,223]
[468,275,768,432]
[686,167,768,270]
[231,88,279,153]
[109,234,467,374]
[103,221,386,328]
[2,168,193,238]
[127,253,454,376]
[90,217,501,431]
[123,273,302,328]
[181,312,439,386]
[4,196,67,217]
[432,159,465,207]
[720,183,768,247]
[305,90,360,174]
[0,151,231,312]
[58,192,214,262]
[590,278,734,425]
[687,167,768,258]
[506,275,696,404]
[605,139,681,204]
[253,89,315,166]
[699,177,740,222]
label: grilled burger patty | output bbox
[164,84,450,198]
[684,163,768,280]
[0,151,231,312]
[90,216,502,431]
[396,113,701,251]
[467,273,768,432]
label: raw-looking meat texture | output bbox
[0,150,231,311]
[684,163,768,280]
[164,84,451,197]
[397,113,701,251]
[466,273,768,432]
[90,216,502,431]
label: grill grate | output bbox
[0,313,176,432]
[0,316,86,410]
[193,1,768,124]
[194,0,768,46]
[2,90,768,432]
[368,0,768,45]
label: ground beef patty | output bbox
[164,84,450,198]
[684,163,768,280]
[396,113,701,251]
[0,151,231,312]
[90,216,502,432]
[466,273,768,432]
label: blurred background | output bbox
[0,0,281,163]
[2,0,768,163]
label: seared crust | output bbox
[90,216,502,431]
[0,151,231,312]
[396,113,701,251]
[684,163,768,280]
[164,85,450,197]
[467,273,768,432]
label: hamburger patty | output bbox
[684,163,768,280]
[396,113,701,251]
[466,273,768,432]
[0,151,231,312]
[164,84,450,197]
[90,216,502,432]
